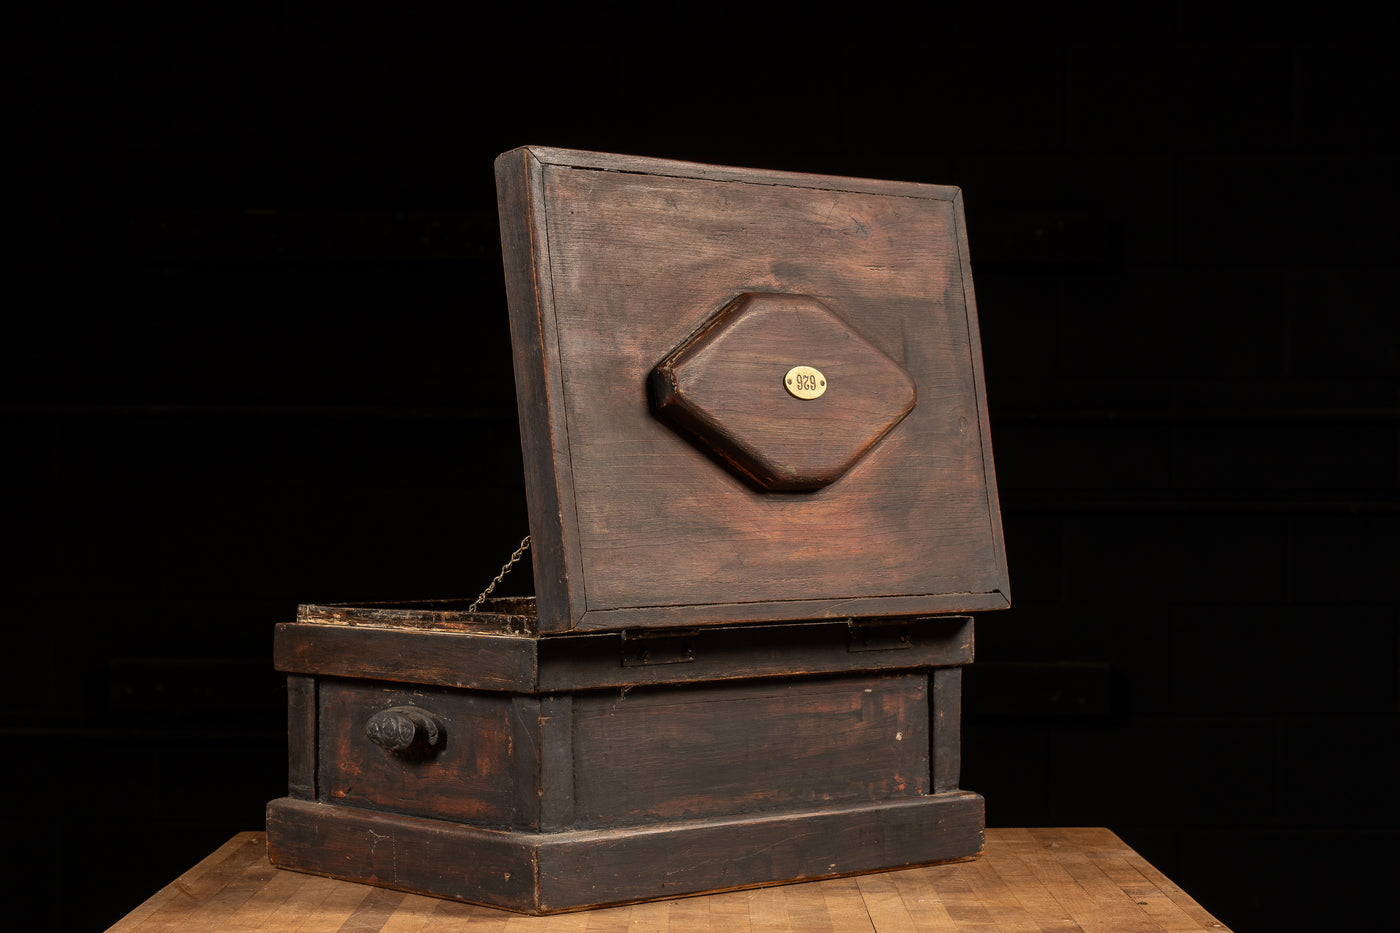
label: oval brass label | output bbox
[784,365,827,400]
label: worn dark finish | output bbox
[574,592,1006,631]
[266,149,1007,914]
[534,794,983,913]
[298,596,538,635]
[496,147,1008,634]
[364,706,445,754]
[286,675,316,801]
[648,291,918,491]
[507,695,543,829]
[268,792,983,914]
[539,615,973,690]
[273,618,538,691]
[495,150,581,631]
[267,609,984,911]
[931,667,963,793]
[275,609,974,692]
[318,681,515,826]
[536,694,575,832]
[569,672,929,828]
[268,800,540,913]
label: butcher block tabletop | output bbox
[108,826,1230,932]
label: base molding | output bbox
[267,791,985,914]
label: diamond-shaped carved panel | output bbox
[648,293,917,491]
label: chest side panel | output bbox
[569,671,930,828]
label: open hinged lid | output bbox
[496,146,1009,635]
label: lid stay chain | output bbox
[468,536,531,613]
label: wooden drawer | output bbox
[317,679,516,826]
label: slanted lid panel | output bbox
[498,147,1008,633]
[951,189,1012,610]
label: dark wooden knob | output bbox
[365,706,444,754]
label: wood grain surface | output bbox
[110,828,1232,931]
[567,673,929,827]
[274,614,974,693]
[265,793,984,913]
[495,147,1009,633]
[648,291,918,491]
[315,680,516,826]
[267,617,983,910]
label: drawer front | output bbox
[318,679,516,826]
[570,671,930,828]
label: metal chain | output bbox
[468,536,531,613]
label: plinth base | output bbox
[267,791,984,914]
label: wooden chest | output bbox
[265,147,1010,913]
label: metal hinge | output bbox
[620,631,697,667]
[846,620,915,652]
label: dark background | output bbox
[6,5,1395,930]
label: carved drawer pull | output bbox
[365,706,446,756]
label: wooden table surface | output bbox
[109,827,1230,932]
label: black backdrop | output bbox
[7,5,1395,930]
